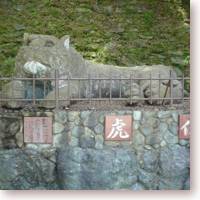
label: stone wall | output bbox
[0,113,23,149]
[0,110,190,190]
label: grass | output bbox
[0,0,189,76]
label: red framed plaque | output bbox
[105,115,132,141]
[179,114,190,139]
[24,117,52,143]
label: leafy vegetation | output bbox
[0,0,189,76]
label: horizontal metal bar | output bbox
[0,77,190,81]
[54,97,190,101]
[0,77,56,81]
[0,97,190,101]
[0,99,56,101]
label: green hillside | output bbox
[0,0,189,76]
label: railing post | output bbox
[150,72,152,105]
[55,70,59,110]
[99,74,101,99]
[67,72,71,103]
[88,74,91,106]
[78,78,81,99]
[159,71,161,105]
[162,73,170,106]
[11,74,14,103]
[130,73,133,104]
[182,73,185,104]
[170,70,173,105]
[43,79,46,98]
[119,74,122,98]
[109,74,112,103]
[32,74,36,106]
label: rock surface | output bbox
[57,146,138,189]
[0,110,190,190]
[158,145,189,189]
[1,80,25,108]
[23,61,48,76]
[0,115,23,149]
[0,149,57,189]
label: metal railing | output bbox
[0,70,190,109]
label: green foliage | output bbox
[0,57,15,76]
[0,0,189,76]
[143,10,155,28]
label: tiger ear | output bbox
[64,38,70,49]
[60,35,70,49]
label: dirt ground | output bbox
[0,99,190,113]
[67,100,190,111]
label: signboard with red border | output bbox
[105,115,132,141]
[24,117,52,144]
[179,114,190,139]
